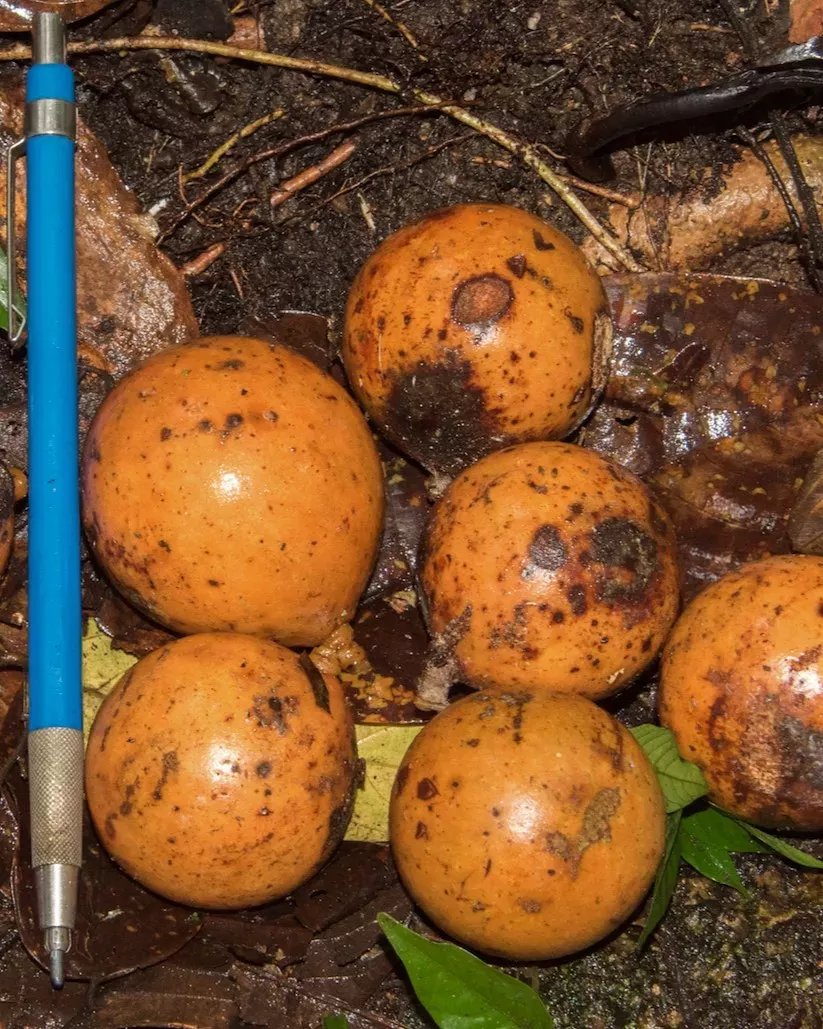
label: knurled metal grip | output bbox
[25,99,76,140]
[28,727,83,868]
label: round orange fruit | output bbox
[85,632,358,908]
[390,688,665,960]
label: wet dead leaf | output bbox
[347,725,423,843]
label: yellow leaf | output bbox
[82,619,138,744]
[346,724,423,843]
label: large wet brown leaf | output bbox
[5,764,201,983]
[583,274,823,599]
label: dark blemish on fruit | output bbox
[377,315,386,331]
[104,813,117,839]
[545,787,621,877]
[100,723,112,753]
[299,652,331,713]
[403,312,412,325]
[224,413,243,431]
[472,901,487,911]
[263,410,278,423]
[438,328,448,341]
[219,359,244,370]
[415,821,429,839]
[152,751,179,801]
[256,761,272,778]
[198,419,213,433]
[506,254,526,278]
[252,694,290,735]
[519,899,542,913]
[484,859,492,876]
[417,778,439,800]
[533,229,555,251]
[552,610,565,624]
[160,427,172,441]
[818,601,823,617]
[385,352,508,476]
[642,636,653,652]
[570,502,584,516]
[158,539,171,552]
[524,525,567,577]
[528,479,548,494]
[451,274,514,328]
[395,765,410,795]
[568,585,588,616]
[354,297,364,314]
[564,309,584,333]
[491,806,501,817]
[466,738,480,747]
[590,518,658,604]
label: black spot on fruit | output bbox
[198,419,213,433]
[506,254,526,278]
[417,778,439,800]
[523,525,568,579]
[533,229,556,251]
[219,359,245,370]
[564,309,584,333]
[451,274,513,328]
[160,427,172,441]
[590,518,658,604]
[395,765,410,795]
[256,761,272,778]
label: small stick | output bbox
[0,36,644,271]
[180,242,226,277]
[159,106,437,240]
[184,106,285,183]
[556,172,640,208]
[270,138,358,207]
[362,0,426,59]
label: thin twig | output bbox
[180,241,226,277]
[0,35,643,271]
[362,0,426,59]
[183,105,285,183]
[271,138,358,206]
[557,172,640,208]
[159,106,435,240]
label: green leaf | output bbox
[346,724,423,843]
[637,810,682,949]
[630,725,708,813]
[0,244,26,334]
[690,806,770,854]
[679,814,748,895]
[323,1017,350,1028]
[736,822,823,869]
[378,914,553,1029]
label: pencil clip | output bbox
[5,136,26,348]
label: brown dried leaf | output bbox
[0,82,198,382]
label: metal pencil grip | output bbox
[5,134,26,346]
